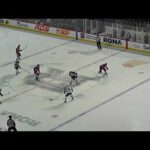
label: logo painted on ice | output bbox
[0,110,41,127]
[103,37,122,45]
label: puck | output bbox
[51,114,58,118]
[139,72,144,74]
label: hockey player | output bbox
[34,64,40,81]
[64,84,74,103]
[16,45,22,60]
[0,88,3,96]
[96,36,102,50]
[69,71,79,85]
[14,59,21,75]
[7,115,17,132]
[98,63,108,75]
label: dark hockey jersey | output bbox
[14,61,21,69]
[69,71,78,77]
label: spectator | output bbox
[128,32,131,40]
[121,30,125,38]
[113,29,117,38]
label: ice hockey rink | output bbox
[0,26,150,131]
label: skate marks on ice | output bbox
[0,28,8,40]
[0,40,75,68]
[0,66,96,105]
[23,67,65,93]
[86,68,109,85]
[42,72,105,105]
[0,50,121,102]
[68,49,98,55]
[0,74,15,87]
[0,74,15,101]
[43,77,99,111]
[0,74,34,104]
[51,114,58,118]
[0,67,107,105]
[97,73,109,85]
[23,67,98,100]
[50,77,150,131]
[28,62,63,69]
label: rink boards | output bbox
[0,26,150,131]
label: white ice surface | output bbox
[0,26,150,131]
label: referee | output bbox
[96,36,102,50]
[7,115,17,132]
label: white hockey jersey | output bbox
[64,85,73,94]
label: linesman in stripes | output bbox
[96,35,102,50]
[7,115,17,132]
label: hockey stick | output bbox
[22,45,27,50]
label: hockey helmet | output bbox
[8,115,12,118]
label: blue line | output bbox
[76,51,121,71]
[49,78,150,131]
[0,40,75,68]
